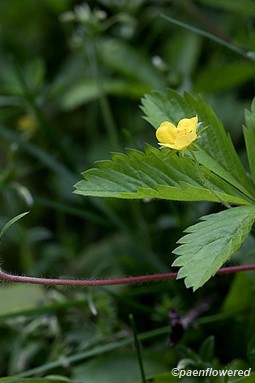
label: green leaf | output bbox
[199,336,215,362]
[57,79,148,111]
[75,146,249,205]
[248,335,255,369]
[141,90,255,199]
[141,91,183,128]
[98,38,165,91]
[194,62,255,93]
[244,98,255,182]
[234,373,255,383]
[72,351,167,383]
[222,273,255,313]
[0,123,76,184]
[0,285,47,316]
[166,31,202,77]
[11,327,170,378]
[0,211,29,241]
[172,206,255,291]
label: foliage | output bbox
[0,0,255,382]
[75,144,249,204]
[76,91,255,290]
[173,206,255,289]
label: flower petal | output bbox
[159,142,179,150]
[156,121,177,145]
[174,131,197,150]
[156,116,199,151]
[177,116,198,133]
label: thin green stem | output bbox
[129,314,146,383]
[161,14,255,62]
[176,0,231,42]
[87,39,120,149]
[16,326,169,378]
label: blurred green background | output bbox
[0,0,255,381]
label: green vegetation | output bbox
[1,1,255,382]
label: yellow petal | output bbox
[177,116,198,133]
[156,121,177,145]
[159,142,179,150]
[174,130,197,150]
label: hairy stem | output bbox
[0,264,255,287]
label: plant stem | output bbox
[17,326,170,378]
[0,264,255,287]
[87,38,120,149]
[176,0,231,42]
[161,14,255,62]
[129,314,146,383]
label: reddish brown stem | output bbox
[0,264,255,287]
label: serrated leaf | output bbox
[172,206,255,291]
[244,98,255,182]
[141,90,255,200]
[75,146,249,205]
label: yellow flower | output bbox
[156,116,198,151]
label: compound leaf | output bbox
[75,146,249,205]
[172,206,255,291]
[141,90,255,200]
